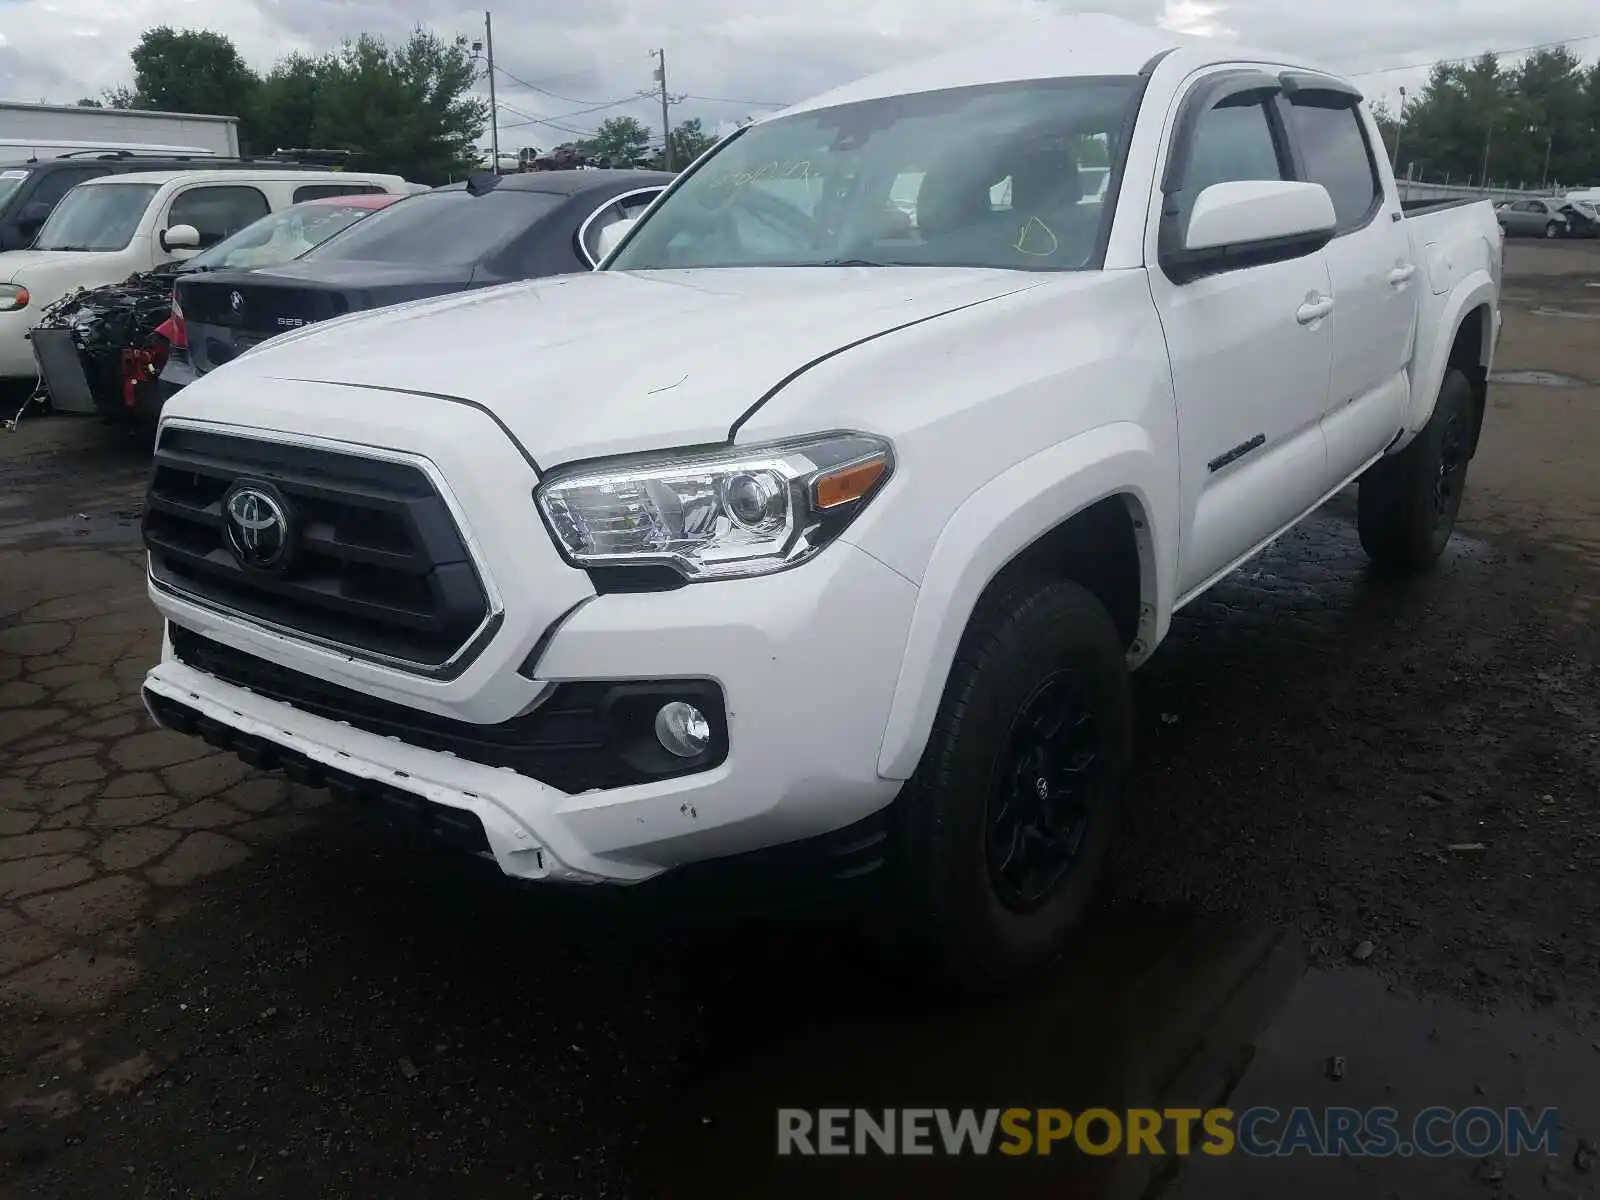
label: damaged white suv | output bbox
[140,15,1500,982]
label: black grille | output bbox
[168,623,728,793]
[144,427,494,671]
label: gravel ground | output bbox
[1,239,1597,1199]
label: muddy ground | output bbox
[1,240,1598,1199]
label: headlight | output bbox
[0,284,29,312]
[536,433,894,581]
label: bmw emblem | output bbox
[230,290,245,313]
[222,482,291,570]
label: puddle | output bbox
[634,905,1301,1200]
[1531,306,1600,321]
[632,907,1600,1200]
[1491,369,1592,388]
[0,507,143,549]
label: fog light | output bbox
[654,700,711,758]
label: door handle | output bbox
[1296,296,1334,325]
[1388,264,1416,285]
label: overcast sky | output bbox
[1,0,1597,149]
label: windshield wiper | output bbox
[819,257,893,267]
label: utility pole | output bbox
[653,49,672,170]
[484,12,500,173]
[470,16,500,173]
[1479,116,1492,190]
[1390,86,1406,175]
[1541,132,1553,190]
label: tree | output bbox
[311,29,488,184]
[128,28,260,138]
[252,53,327,156]
[1379,42,1600,187]
[103,86,139,109]
[666,118,715,168]
[75,98,103,108]
[585,116,652,167]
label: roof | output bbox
[773,14,1320,119]
[79,168,404,188]
[469,169,676,196]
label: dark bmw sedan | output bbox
[168,168,672,384]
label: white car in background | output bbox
[0,167,411,382]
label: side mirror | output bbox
[160,223,202,258]
[594,216,638,264]
[1165,180,1337,282]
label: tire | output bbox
[885,577,1133,991]
[1357,367,1475,574]
[1544,221,1561,239]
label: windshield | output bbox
[303,188,565,267]
[0,169,30,213]
[609,76,1141,273]
[34,183,158,251]
[184,202,379,272]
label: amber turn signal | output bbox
[813,455,888,510]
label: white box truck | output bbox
[0,101,241,161]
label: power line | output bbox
[1347,31,1600,78]
[493,63,622,107]
[495,103,604,137]
[682,93,788,108]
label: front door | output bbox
[1147,76,1335,599]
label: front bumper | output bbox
[143,539,918,885]
[0,307,40,379]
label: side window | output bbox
[1511,201,1540,213]
[1187,97,1285,194]
[167,185,270,248]
[579,201,624,264]
[579,191,665,265]
[1286,99,1380,232]
[29,167,109,209]
[293,183,386,202]
[1172,93,1286,236]
[617,190,661,220]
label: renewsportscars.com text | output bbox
[777,1106,1561,1158]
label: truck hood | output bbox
[202,266,1043,466]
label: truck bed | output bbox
[1401,196,1479,215]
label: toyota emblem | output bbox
[223,484,290,570]
[230,290,245,313]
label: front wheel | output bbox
[886,578,1133,990]
[1545,221,1562,239]
[1357,367,1476,574]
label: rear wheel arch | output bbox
[1446,303,1491,459]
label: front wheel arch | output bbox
[874,430,1165,783]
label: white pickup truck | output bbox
[138,15,1501,984]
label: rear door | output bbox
[163,183,270,253]
[1282,78,1413,483]
[1504,200,1541,236]
[1146,69,1336,599]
